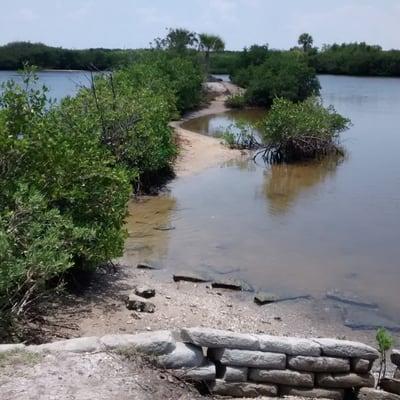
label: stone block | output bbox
[358,387,400,400]
[125,294,155,313]
[313,338,379,360]
[157,342,204,369]
[134,286,155,299]
[392,350,400,367]
[0,343,25,353]
[208,348,286,369]
[288,355,350,372]
[380,378,400,396]
[207,379,278,398]
[101,331,175,355]
[177,360,216,381]
[317,372,375,388]
[258,334,321,356]
[351,358,373,373]
[249,369,314,388]
[181,327,258,350]
[280,386,344,400]
[217,365,248,381]
[35,337,102,353]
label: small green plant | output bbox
[221,120,260,150]
[376,327,394,387]
[225,93,246,109]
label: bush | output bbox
[232,51,320,107]
[258,97,350,162]
[225,93,246,109]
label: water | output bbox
[0,70,92,102]
[124,75,400,326]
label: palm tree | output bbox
[199,33,225,75]
[298,33,314,52]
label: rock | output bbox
[217,365,248,382]
[101,331,175,355]
[317,372,375,388]
[156,342,204,369]
[211,278,253,292]
[288,355,350,372]
[358,387,400,400]
[313,338,379,360]
[280,386,344,400]
[34,337,102,353]
[207,380,278,398]
[392,350,400,367]
[134,286,155,299]
[326,289,378,308]
[125,294,155,313]
[395,369,400,380]
[380,378,400,395]
[0,343,25,353]
[342,306,400,332]
[249,369,314,388]
[180,327,258,350]
[177,361,216,381]
[208,348,286,369]
[173,271,210,283]
[137,262,160,270]
[153,224,175,231]
[351,358,373,373]
[258,334,321,356]
[254,292,277,305]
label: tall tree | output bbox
[199,33,225,74]
[154,28,198,54]
[298,33,314,52]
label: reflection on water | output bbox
[124,75,400,325]
[263,156,343,215]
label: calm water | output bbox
[0,70,92,101]
[124,75,400,325]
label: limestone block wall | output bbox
[0,328,381,400]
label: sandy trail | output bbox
[172,81,246,177]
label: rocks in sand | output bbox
[125,293,155,313]
[173,271,210,283]
[211,278,253,292]
[326,289,378,308]
[136,262,160,270]
[254,292,277,305]
[358,387,400,400]
[380,378,400,396]
[134,286,155,299]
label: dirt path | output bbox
[172,81,246,177]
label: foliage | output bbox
[257,97,350,162]
[232,51,320,107]
[221,120,260,150]
[199,33,225,74]
[298,33,314,52]
[225,93,246,109]
[376,328,394,387]
[153,28,198,54]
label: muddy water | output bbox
[122,75,400,326]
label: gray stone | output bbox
[392,350,400,367]
[280,386,344,400]
[288,355,350,372]
[137,262,160,270]
[395,369,400,380]
[34,337,102,353]
[313,338,379,360]
[326,289,378,308]
[317,372,375,388]
[381,378,400,395]
[254,292,277,305]
[351,358,373,373]
[154,224,175,231]
[258,334,321,356]
[208,348,286,369]
[343,306,400,332]
[173,271,210,283]
[177,361,216,381]
[207,380,278,398]
[211,278,253,292]
[125,294,155,313]
[157,342,204,369]
[134,286,155,299]
[217,365,248,382]
[358,387,400,400]
[0,343,25,353]
[101,331,175,355]
[180,327,258,350]
[249,369,314,388]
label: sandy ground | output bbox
[172,81,247,177]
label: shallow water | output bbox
[123,75,400,326]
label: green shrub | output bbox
[258,97,350,162]
[225,93,246,109]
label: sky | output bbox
[1,0,400,50]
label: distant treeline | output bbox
[1,41,400,77]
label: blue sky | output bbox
[1,0,400,50]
